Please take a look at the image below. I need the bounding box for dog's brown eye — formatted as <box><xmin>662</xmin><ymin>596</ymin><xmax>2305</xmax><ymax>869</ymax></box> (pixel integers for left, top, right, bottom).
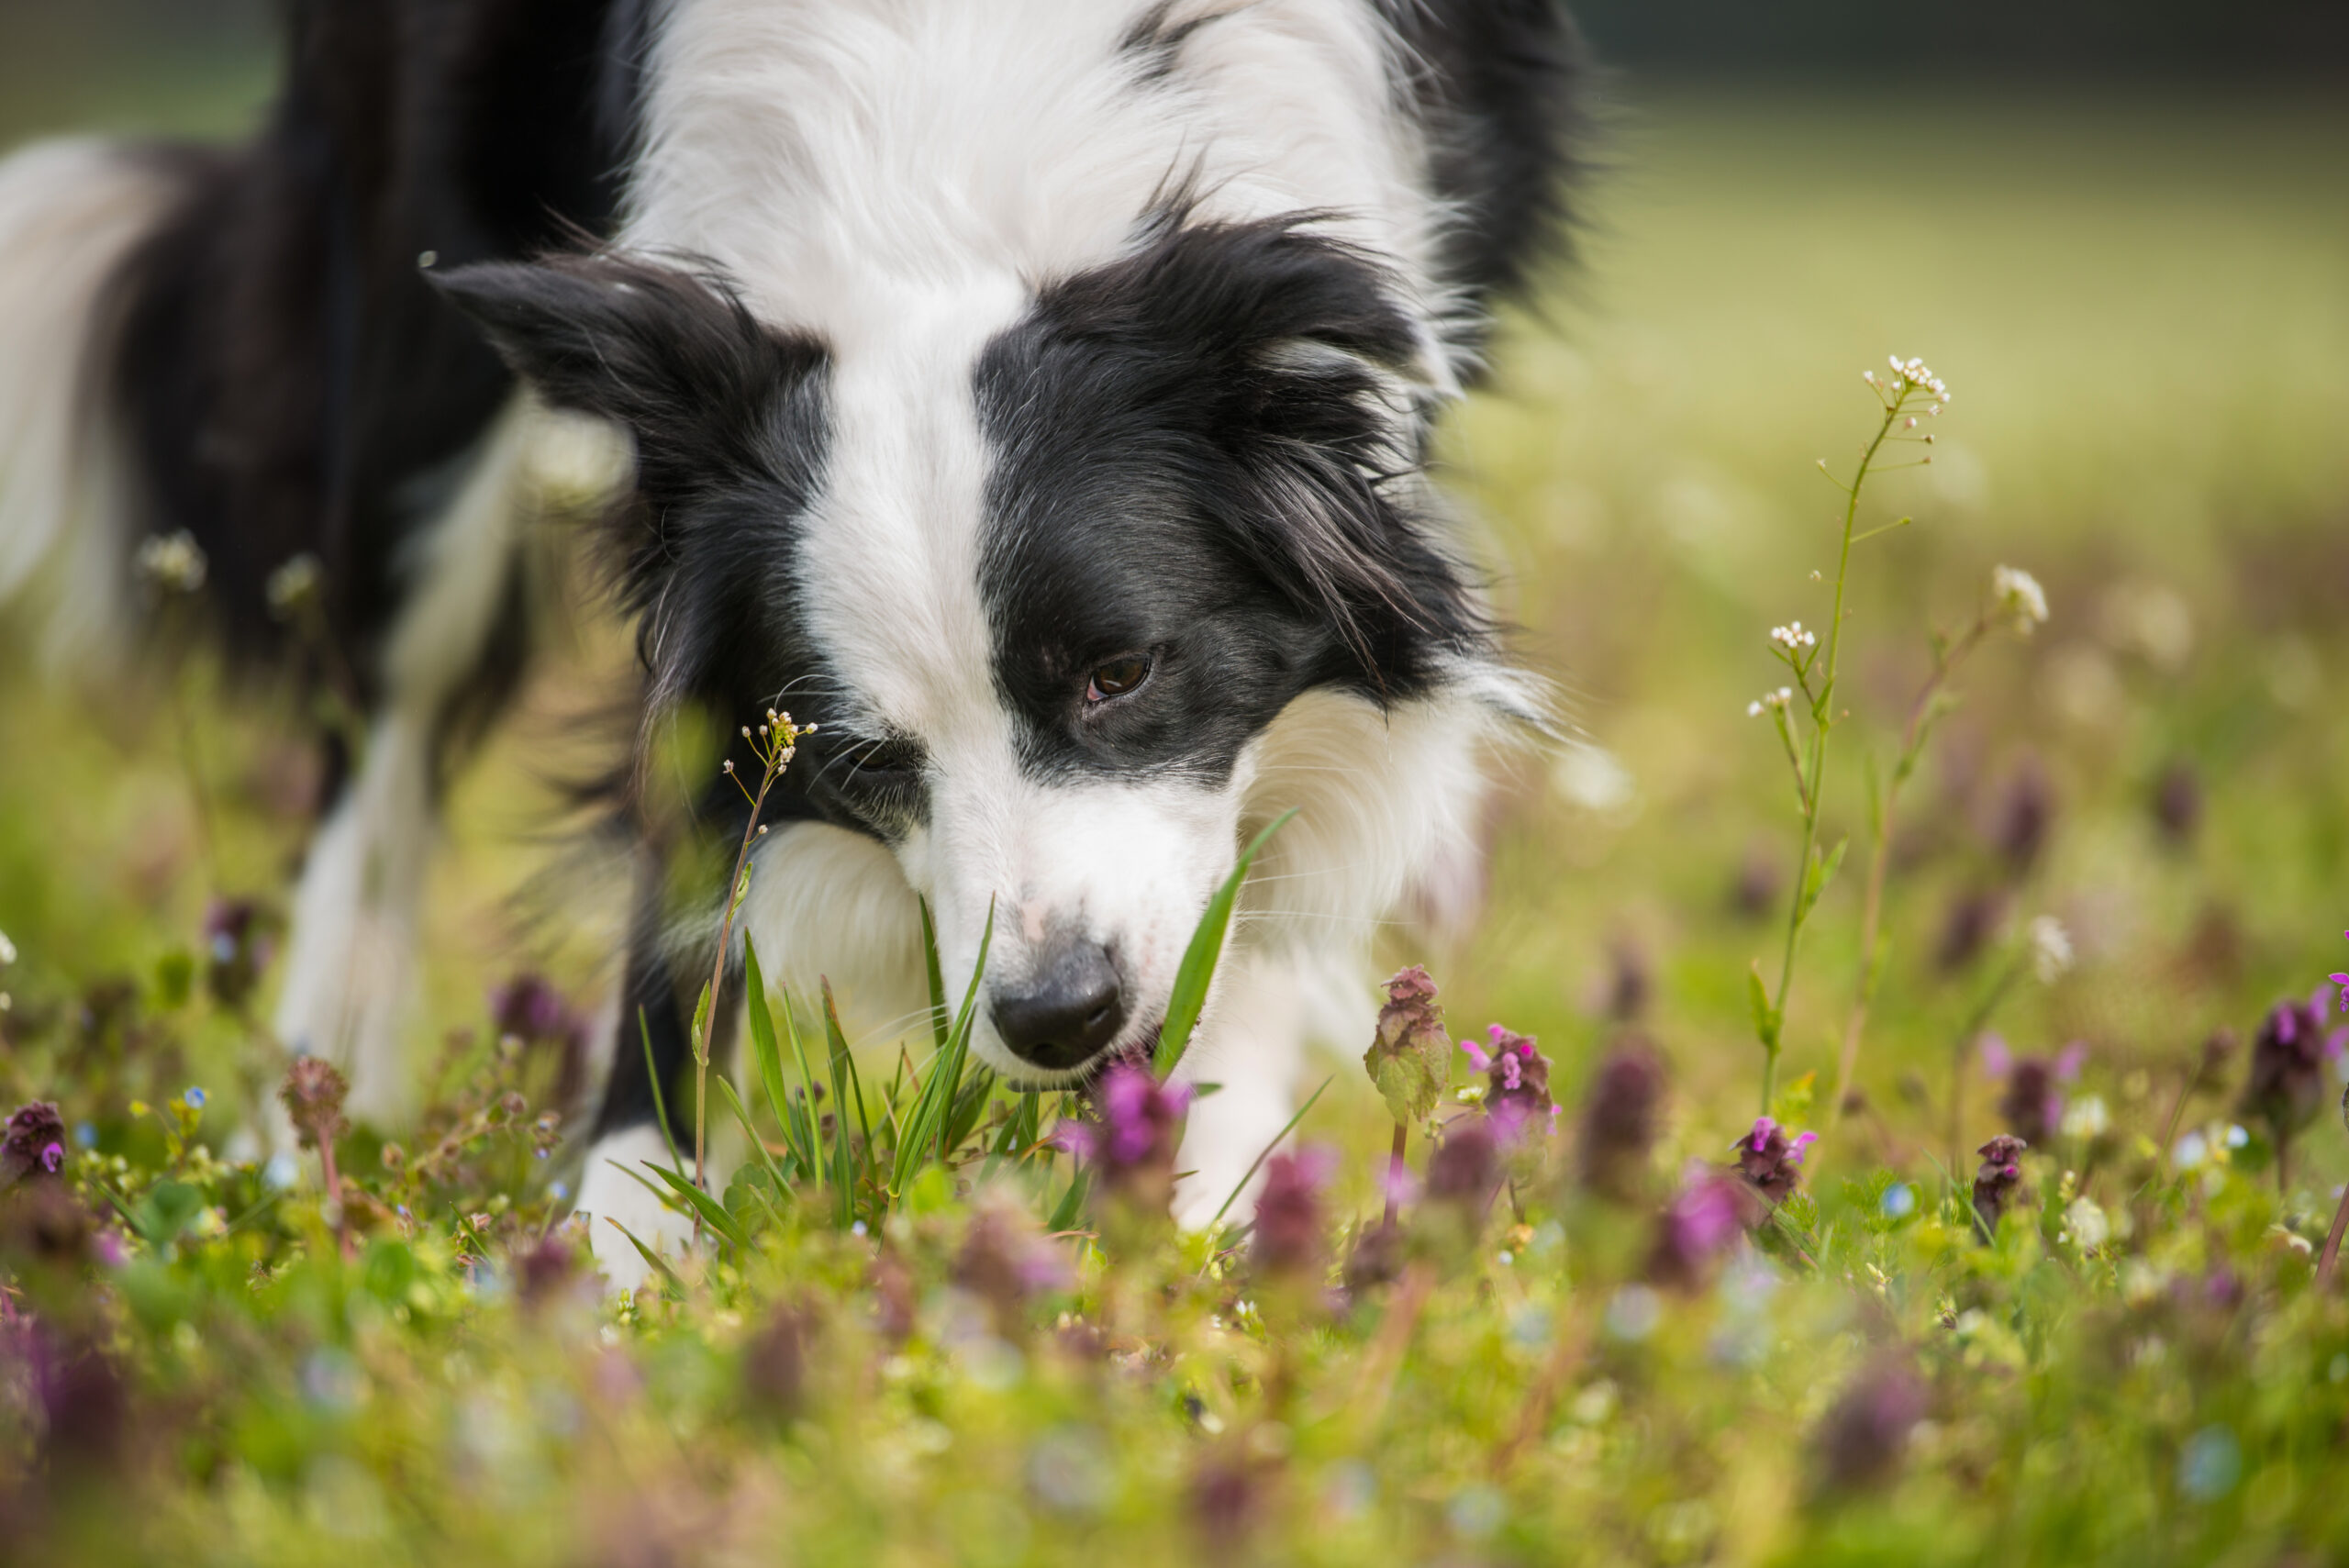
<box><xmin>1085</xmin><ymin>653</ymin><xmax>1152</xmax><ymax>703</ymax></box>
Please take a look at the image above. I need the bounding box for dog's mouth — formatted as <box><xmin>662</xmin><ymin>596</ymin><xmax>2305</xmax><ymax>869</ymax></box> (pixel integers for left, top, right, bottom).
<box><xmin>996</xmin><ymin>1013</ymin><xmax>1165</xmax><ymax>1094</ymax></box>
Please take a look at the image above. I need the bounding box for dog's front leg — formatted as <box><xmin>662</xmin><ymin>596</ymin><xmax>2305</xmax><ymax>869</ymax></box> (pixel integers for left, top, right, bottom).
<box><xmin>1169</xmin><ymin>944</ymin><xmax>1373</xmax><ymax>1230</ymax></box>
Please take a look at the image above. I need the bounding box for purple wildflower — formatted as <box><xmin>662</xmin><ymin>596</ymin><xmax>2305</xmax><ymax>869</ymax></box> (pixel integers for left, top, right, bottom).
<box><xmin>1250</xmin><ymin>1143</ymin><xmax>1336</xmax><ymax>1280</ymax></box>
<box><xmin>1052</xmin><ymin>1062</ymin><xmax>1195</xmax><ymax>1217</ymax></box>
<box><xmin>1364</xmin><ymin>965</ymin><xmax>1453</xmax><ymax>1127</ymax></box>
<box><xmin>2</xmin><ymin>1101</ymin><xmax>68</xmax><ymax>1185</ymax></box>
<box><xmin>741</xmin><ymin>1304</ymin><xmax>811</xmax><ymax>1418</ymax></box>
<box><xmin>1733</xmin><ymin>1117</ymin><xmax>1817</xmax><ymax>1206</ymax></box>
<box><xmin>2331</xmin><ymin>929</ymin><xmax>2349</xmax><ymax>1014</ymax></box>
<box><xmin>2153</xmin><ymin>762</ymin><xmax>2202</xmax><ymax>847</ymax></box>
<box><xmin>1815</xmin><ymin>1356</ymin><xmax>1931</xmax><ymax>1493</ymax></box>
<box><xmin>1990</xmin><ymin>753</ymin><xmax>2054</xmax><ymax>874</ymax></box>
<box><xmin>1647</xmin><ymin>1163</ymin><xmax>1751</xmax><ymax>1290</ymax></box>
<box><xmin>2239</xmin><ymin>989</ymin><xmax>2347</xmax><ymax>1145</ymax></box>
<box><xmin>1187</xmin><ymin>1451</ymin><xmax>1265</xmax><ymax>1549</ymax></box>
<box><xmin>515</xmin><ymin>1234</ymin><xmax>584</xmax><ymax>1311</ymax></box>
<box><xmin>1460</xmin><ymin>1025</ymin><xmax>1558</xmax><ymax>1144</ymax></box>
<box><xmin>1576</xmin><ymin>1039</ymin><xmax>1667</xmax><ymax>1202</ymax></box>
<box><xmin>490</xmin><ymin>973</ymin><xmax>590</xmax><ymax>1106</ymax></box>
<box><xmin>1936</xmin><ymin>887</ymin><xmax>2005</xmax><ymax>973</ymax></box>
<box><xmin>1979</xmin><ymin>1035</ymin><xmax>2087</xmax><ymax>1146</ymax></box>
<box><xmin>280</xmin><ymin>1055</ymin><xmax>350</xmax><ymax>1150</ymax></box>
<box><xmin>1971</xmin><ymin>1134</ymin><xmax>2030</xmax><ymax>1233</ymax></box>
<box><xmin>954</xmin><ymin>1199</ymin><xmax>1072</xmax><ymax>1332</ymax></box>
<box><xmin>1425</xmin><ymin>1117</ymin><xmax>1499</xmax><ymax>1207</ymax></box>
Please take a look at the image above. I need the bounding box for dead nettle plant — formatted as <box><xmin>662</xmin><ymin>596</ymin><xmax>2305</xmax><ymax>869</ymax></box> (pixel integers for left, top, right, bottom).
<box><xmin>1742</xmin><ymin>355</ymin><xmax>2053</xmax><ymax>1134</ymax></box>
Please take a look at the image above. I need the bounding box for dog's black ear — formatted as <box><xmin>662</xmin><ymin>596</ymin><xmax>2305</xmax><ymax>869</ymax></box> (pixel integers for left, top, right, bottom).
<box><xmin>429</xmin><ymin>253</ymin><xmax>821</xmax><ymax>503</ymax></box>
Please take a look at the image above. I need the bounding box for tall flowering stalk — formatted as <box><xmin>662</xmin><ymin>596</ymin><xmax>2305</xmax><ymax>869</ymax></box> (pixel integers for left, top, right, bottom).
<box><xmin>1747</xmin><ymin>357</ymin><xmax>1950</xmax><ymax>1115</ymax></box>
<box><xmin>695</xmin><ymin>709</ymin><xmax>811</xmax><ymax>1196</ymax></box>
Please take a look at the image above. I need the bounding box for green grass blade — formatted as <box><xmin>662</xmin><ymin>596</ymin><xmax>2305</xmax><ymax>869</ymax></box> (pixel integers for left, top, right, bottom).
<box><xmin>918</xmin><ymin>895</ymin><xmax>950</xmax><ymax>1052</ymax></box>
<box><xmin>1205</xmin><ymin>1074</ymin><xmax>1333</xmax><ymax>1233</ymax></box>
<box><xmin>640</xmin><ymin>1007</ymin><xmax>683</xmax><ymax>1173</ymax></box>
<box><xmin>1046</xmin><ymin>1166</ymin><xmax>1090</xmax><ymax>1233</ymax></box>
<box><xmin>742</xmin><ymin>940</ymin><xmax>811</xmax><ymax>1173</ymax></box>
<box><xmin>822</xmin><ymin>979</ymin><xmax>858</xmax><ymax>1227</ymax></box>
<box><xmin>893</xmin><ymin>898</ymin><xmax>997</xmax><ymax>1193</ymax></box>
<box><xmin>1153</xmin><ymin>807</ymin><xmax>1297</xmax><ymax>1077</ymax></box>
<box><xmin>714</xmin><ymin>1072</ymin><xmax>786</xmax><ymax>1192</ymax></box>
<box><xmin>601</xmin><ymin>1217</ymin><xmax>685</xmax><ymax>1299</ymax></box>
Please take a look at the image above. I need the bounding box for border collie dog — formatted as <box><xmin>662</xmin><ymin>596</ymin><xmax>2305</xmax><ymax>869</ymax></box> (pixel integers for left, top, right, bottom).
<box><xmin>0</xmin><ymin>0</ymin><xmax>1580</xmax><ymax>1288</ymax></box>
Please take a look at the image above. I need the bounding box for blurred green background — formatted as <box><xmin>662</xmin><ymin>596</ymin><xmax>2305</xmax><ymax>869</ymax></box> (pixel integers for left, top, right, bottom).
<box><xmin>1</xmin><ymin>3</ymin><xmax>2345</xmax><ymax>1192</ymax></box>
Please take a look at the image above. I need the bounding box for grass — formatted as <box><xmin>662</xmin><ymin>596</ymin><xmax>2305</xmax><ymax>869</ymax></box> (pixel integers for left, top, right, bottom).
<box><xmin>6</xmin><ymin>72</ymin><xmax>2349</xmax><ymax>1566</ymax></box>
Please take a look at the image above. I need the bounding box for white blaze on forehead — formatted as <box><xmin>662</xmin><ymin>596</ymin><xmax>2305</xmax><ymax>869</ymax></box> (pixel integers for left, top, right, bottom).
<box><xmin>622</xmin><ymin>0</ymin><xmax>1446</xmax><ymax>331</ymax></box>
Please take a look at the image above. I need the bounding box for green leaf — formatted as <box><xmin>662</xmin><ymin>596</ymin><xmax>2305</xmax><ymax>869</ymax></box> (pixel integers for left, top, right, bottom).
<box><xmin>689</xmin><ymin>980</ymin><xmax>713</xmax><ymax>1068</ymax></box>
<box><xmin>641</xmin><ymin>1161</ymin><xmax>751</xmax><ymax>1253</ymax></box>
<box><xmin>1047</xmin><ymin>1167</ymin><xmax>1090</xmax><ymax>1233</ymax></box>
<box><xmin>1800</xmin><ymin>836</ymin><xmax>1850</xmax><ymax>922</ymax></box>
<box><xmin>892</xmin><ymin>899</ymin><xmax>996</xmax><ymax>1195</ymax></box>
<box><xmin>1747</xmin><ymin>962</ymin><xmax>1780</xmax><ymax>1052</ymax></box>
<box><xmin>1155</xmin><ymin>807</ymin><xmax>1298</xmax><ymax>1077</ymax></box>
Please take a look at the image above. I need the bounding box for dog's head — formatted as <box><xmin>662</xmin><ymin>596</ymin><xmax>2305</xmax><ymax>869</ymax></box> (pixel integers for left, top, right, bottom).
<box><xmin>435</xmin><ymin>218</ymin><xmax>1492</xmax><ymax>1081</ymax></box>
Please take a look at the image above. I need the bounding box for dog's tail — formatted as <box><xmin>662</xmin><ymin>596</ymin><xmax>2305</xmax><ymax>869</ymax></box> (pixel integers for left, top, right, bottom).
<box><xmin>0</xmin><ymin>138</ymin><xmax>200</xmax><ymax>666</ymax></box>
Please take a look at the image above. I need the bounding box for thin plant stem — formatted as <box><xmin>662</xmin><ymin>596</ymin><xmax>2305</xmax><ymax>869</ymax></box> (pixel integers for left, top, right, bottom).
<box><xmin>1760</xmin><ymin>394</ymin><xmax>1909</xmax><ymax>1115</ymax></box>
<box><xmin>2318</xmin><ymin>1181</ymin><xmax>2349</xmax><ymax>1291</ymax></box>
<box><xmin>693</xmin><ymin>714</ymin><xmax>805</xmax><ymax>1197</ymax></box>
<box><xmin>1383</xmin><ymin>1121</ymin><xmax>1408</xmax><ymax>1232</ymax></box>
<box><xmin>1830</xmin><ymin>616</ymin><xmax>1991</xmax><ymax>1125</ymax></box>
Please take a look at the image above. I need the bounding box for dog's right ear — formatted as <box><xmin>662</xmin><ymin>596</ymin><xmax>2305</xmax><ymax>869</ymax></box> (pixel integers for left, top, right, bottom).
<box><xmin>429</xmin><ymin>253</ymin><xmax>823</xmax><ymax>503</ymax></box>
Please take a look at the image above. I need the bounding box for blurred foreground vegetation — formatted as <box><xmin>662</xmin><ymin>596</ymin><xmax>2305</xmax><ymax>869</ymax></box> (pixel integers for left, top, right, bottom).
<box><xmin>4</xmin><ymin>52</ymin><xmax>2349</xmax><ymax>1568</ymax></box>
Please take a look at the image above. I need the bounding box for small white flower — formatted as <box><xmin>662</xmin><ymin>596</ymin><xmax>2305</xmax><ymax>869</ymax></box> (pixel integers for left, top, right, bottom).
<box><xmin>1747</xmin><ymin>686</ymin><xmax>1795</xmax><ymax>717</ymax></box>
<box><xmin>0</xmin><ymin>929</ymin><xmax>15</xmax><ymax>966</ymax></box>
<box><xmin>2029</xmin><ymin>915</ymin><xmax>2074</xmax><ymax>984</ymax></box>
<box><xmin>134</xmin><ymin>530</ymin><xmax>208</xmax><ymax>594</ymax></box>
<box><xmin>2064</xmin><ymin>1195</ymin><xmax>2109</xmax><ymax>1250</ymax></box>
<box><xmin>2061</xmin><ymin>1095</ymin><xmax>2110</xmax><ymax>1140</ymax></box>
<box><xmin>1991</xmin><ymin>564</ymin><xmax>2050</xmax><ymax>633</ymax></box>
<box><xmin>264</xmin><ymin>553</ymin><xmax>322</xmax><ymax>617</ymax></box>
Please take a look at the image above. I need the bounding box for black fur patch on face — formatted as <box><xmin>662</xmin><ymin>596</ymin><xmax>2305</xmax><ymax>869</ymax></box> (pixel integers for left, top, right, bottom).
<box><xmin>974</xmin><ymin>215</ymin><xmax>1491</xmax><ymax>787</ymax></box>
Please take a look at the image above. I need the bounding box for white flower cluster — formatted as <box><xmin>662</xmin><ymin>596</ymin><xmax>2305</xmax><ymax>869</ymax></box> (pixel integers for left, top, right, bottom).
<box><xmin>266</xmin><ymin>553</ymin><xmax>323</xmax><ymax>618</ymax></box>
<box><xmin>1746</xmin><ymin>686</ymin><xmax>1795</xmax><ymax>717</ymax></box>
<box><xmin>134</xmin><ymin>529</ymin><xmax>208</xmax><ymax>594</ymax></box>
<box><xmin>2029</xmin><ymin>914</ymin><xmax>2074</xmax><ymax>984</ymax></box>
<box><xmin>1991</xmin><ymin>564</ymin><xmax>2050</xmax><ymax>633</ymax></box>
<box><xmin>1863</xmin><ymin>355</ymin><xmax>1952</xmax><ymax>413</ymax></box>
<box><xmin>1768</xmin><ymin>620</ymin><xmax>1817</xmax><ymax>651</ymax></box>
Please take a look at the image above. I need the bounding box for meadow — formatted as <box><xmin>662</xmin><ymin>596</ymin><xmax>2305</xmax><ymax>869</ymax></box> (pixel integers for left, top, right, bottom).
<box><xmin>5</xmin><ymin>55</ymin><xmax>2349</xmax><ymax>1566</ymax></box>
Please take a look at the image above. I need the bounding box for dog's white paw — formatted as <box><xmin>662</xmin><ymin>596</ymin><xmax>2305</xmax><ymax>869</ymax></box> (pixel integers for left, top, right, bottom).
<box><xmin>574</xmin><ymin>1125</ymin><xmax>698</xmax><ymax>1295</ymax></box>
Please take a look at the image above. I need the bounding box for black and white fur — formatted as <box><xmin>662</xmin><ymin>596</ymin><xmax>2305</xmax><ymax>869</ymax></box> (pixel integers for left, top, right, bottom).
<box><xmin>0</xmin><ymin>0</ymin><xmax>1583</xmax><ymax>1290</ymax></box>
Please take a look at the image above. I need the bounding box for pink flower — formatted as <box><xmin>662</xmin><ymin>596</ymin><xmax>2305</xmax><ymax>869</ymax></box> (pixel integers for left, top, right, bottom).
<box><xmin>1648</xmin><ymin>1163</ymin><xmax>1751</xmax><ymax>1290</ymax></box>
<box><xmin>1052</xmin><ymin>1063</ymin><xmax>1194</xmax><ymax>1204</ymax></box>
<box><xmin>1460</xmin><ymin>1025</ymin><xmax>1557</xmax><ymax>1145</ymax></box>
<box><xmin>1733</xmin><ymin>1117</ymin><xmax>1817</xmax><ymax>1205</ymax></box>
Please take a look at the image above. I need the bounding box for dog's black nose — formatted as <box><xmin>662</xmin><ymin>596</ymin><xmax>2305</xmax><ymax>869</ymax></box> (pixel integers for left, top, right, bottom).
<box><xmin>991</xmin><ymin>942</ymin><xmax>1125</xmax><ymax>1071</ymax></box>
